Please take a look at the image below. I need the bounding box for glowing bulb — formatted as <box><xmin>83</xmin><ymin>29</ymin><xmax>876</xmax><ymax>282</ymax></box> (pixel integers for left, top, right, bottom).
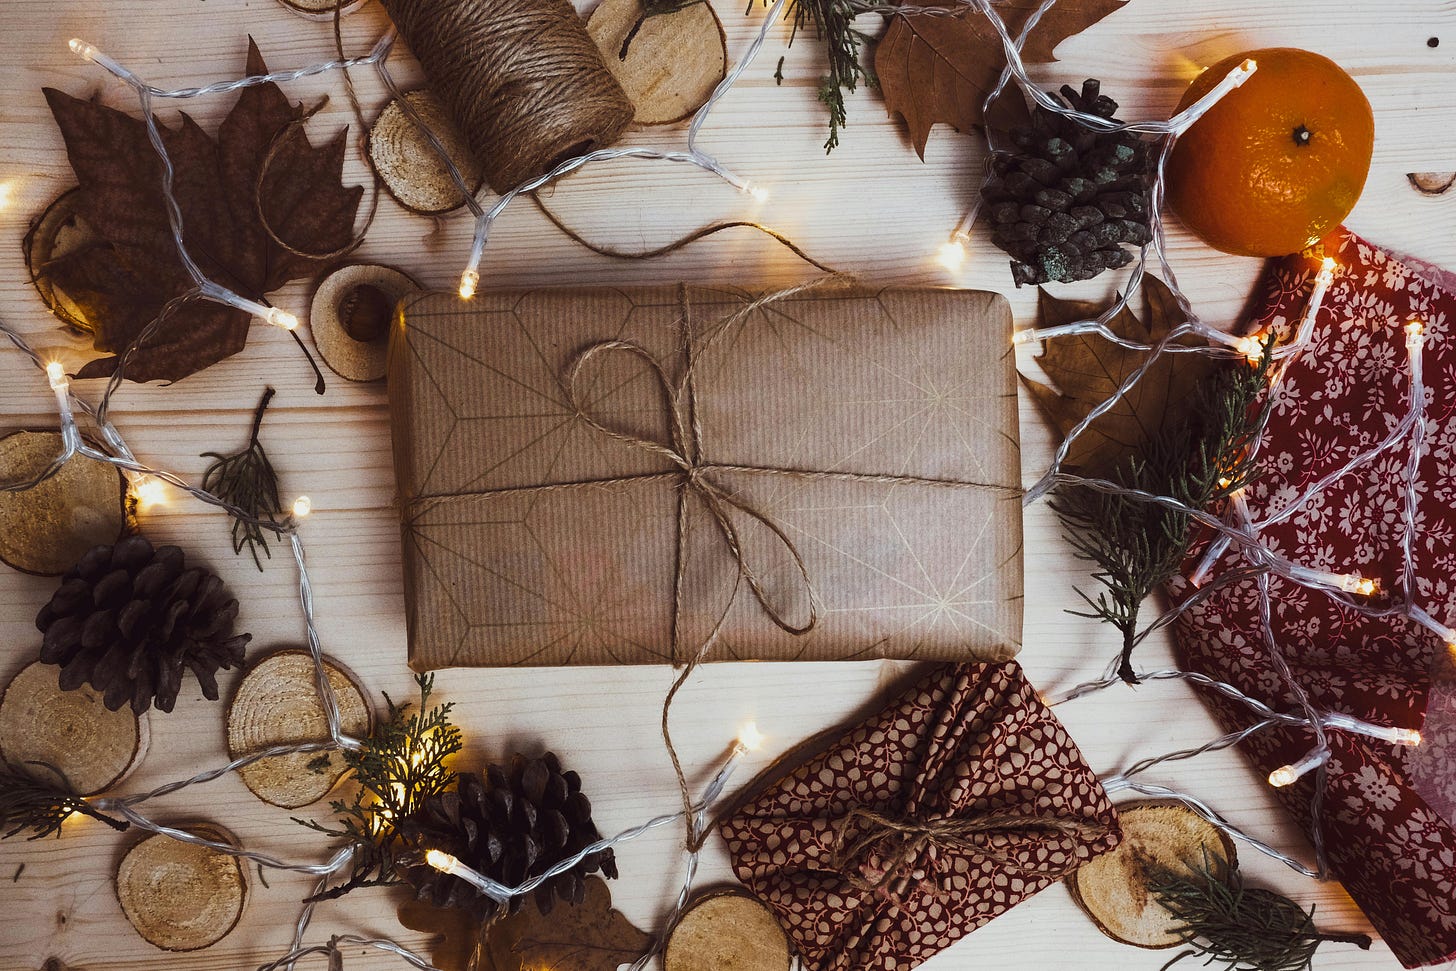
<box><xmin>1319</xmin><ymin>256</ymin><xmax>1336</xmax><ymax>274</ymax></box>
<box><xmin>426</xmin><ymin>849</ymin><xmax>459</xmax><ymax>873</ymax></box>
<box><xmin>68</xmin><ymin>38</ymin><xmax>99</xmax><ymax>61</ymax></box>
<box><xmin>1354</xmin><ymin>577</ymin><xmax>1377</xmax><ymax>597</ymax></box>
<box><xmin>1395</xmin><ymin>728</ymin><xmax>1422</xmax><ymax>746</ymax></box>
<box><xmin>737</xmin><ymin>721</ymin><xmax>765</xmax><ymax>752</ymax></box>
<box><xmin>743</xmin><ymin>182</ymin><xmax>769</xmax><ymax>203</ymax></box>
<box><xmin>1234</xmin><ymin>334</ymin><xmax>1264</xmax><ymax>363</ymax></box>
<box><xmin>132</xmin><ymin>476</ymin><xmax>169</xmax><ymax>510</ymax></box>
<box><xmin>46</xmin><ymin>361</ymin><xmax>68</xmax><ymax>390</ymax></box>
<box><xmin>1406</xmin><ymin>319</ymin><xmax>1425</xmax><ymax>348</ymax></box>
<box><xmin>1241</xmin><ymin>58</ymin><xmax>1258</xmax><ymax>74</ymax></box>
<box><xmin>292</xmin><ymin>495</ymin><xmax>313</xmax><ymax>518</ymax></box>
<box><xmin>1268</xmin><ymin>765</ymin><xmax>1297</xmax><ymax>788</ymax></box>
<box><xmin>936</xmin><ymin>240</ymin><xmax>967</xmax><ymax>273</ymax></box>
<box><xmin>0</xmin><ymin>181</ymin><xmax>13</xmax><ymax>210</ymax></box>
<box><xmin>458</xmin><ymin>269</ymin><xmax>479</xmax><ymax>300</ymax></box>
<box><xmin>1217</xmin><ymin>476</ymin><xmax>1233</xmax><ymax>489</ymax></box>
<box><xmin>266</xmin><ymin>307</ymin><xmax>299</xmax><ymax>331</ymax></box>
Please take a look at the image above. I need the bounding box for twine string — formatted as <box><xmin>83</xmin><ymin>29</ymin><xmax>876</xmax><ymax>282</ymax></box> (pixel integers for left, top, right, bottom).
<box><xmin>830</xmin><ymin>805</ymin><xmax>1108</xmax><ymax>894</ymax></box>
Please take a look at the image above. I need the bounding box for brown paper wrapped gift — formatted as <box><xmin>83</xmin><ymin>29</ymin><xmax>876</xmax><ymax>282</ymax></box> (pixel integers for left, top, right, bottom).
<box><xmin>388</xmin><ymin>283</ymin><xmax>1023</xmax><ymax>669</ymax></box>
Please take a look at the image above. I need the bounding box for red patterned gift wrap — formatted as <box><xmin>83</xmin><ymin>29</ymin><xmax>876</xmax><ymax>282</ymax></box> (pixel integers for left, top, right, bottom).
<box><xmin>1170</xmin><ymin>227</ymin><xmax>1456</xmax><ymax>967</ymax></box>
<box><xmin>719</xmin><ymin>661</ymin><xmax>1121</xmax><ymax>971</ymax></box>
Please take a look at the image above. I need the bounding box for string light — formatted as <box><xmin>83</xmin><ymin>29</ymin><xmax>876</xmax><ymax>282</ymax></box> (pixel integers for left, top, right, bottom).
<box><xmin>1406</xmin><ymin>319</ymin><xmax>1425</xmax><ymax>348</ymax></box>
<box><xmin>457</xmin><ymin>269</ymin><xmax>479</xmax><ymax>301</ymax></box>
<box><xmin>743</xmin><ymin>181</ymin><xmax>770</xmax><ymax>203</ymax></box>
<box><xmin>131</xmin><ymin>476</ymin><xmax>170</xmax><ymax>510</ymax></box>
<box><xmin>936</xmin><ymin>234</ymin><xmax>969</xmax><ymax>273</ymax></box>
<box><xmin>292</xmin><ymin>495</ymin><xmax>313</xmax><ymax>518</ymax></box>
<box><xmin>0</xmin><ymin>180</ymin><xmax>13</xmax><ymax>210</ymax></box>
<box><xmin>736</xmin><ymin>721</ymin><xmax>765</xmax><ymax>752</ymax></box>
<box><xmin>1268</xmin><ymin>748</ymin><xmax>1330</xmax><ymax>788</ymax></box>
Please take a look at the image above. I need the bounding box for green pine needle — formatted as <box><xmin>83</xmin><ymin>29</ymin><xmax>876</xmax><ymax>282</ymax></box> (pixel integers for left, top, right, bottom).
<box><xmin>1153</xmin><ymin>858</ymin><xmax>1372</xmax><ymax>971</ymax></box>
<box><xmin>1052</xmin><ymin>339</ymin><xmax>1274</xmax><ymax>683</ymax></box>
<box><xmin>296</xmin><ymin>673</ymin><xmax>462</xmax><ymax>901</ymax></box>
<box><xmin>201</xmin><ymin>387</ymin><xmax>283</xmax><ymax>571</ymax></box>
<box><xmin>0</xmin><ymin>761</ymin><xmax>128</xmax><ymax>840</ymax></box>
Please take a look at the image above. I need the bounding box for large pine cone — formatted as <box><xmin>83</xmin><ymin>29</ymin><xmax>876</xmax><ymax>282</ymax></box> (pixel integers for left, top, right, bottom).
<box><xmin>36</xmin><ymin>534</ymin><xmax>251</xmax><ymax>715</ymax></box>
<box><xmin>397</xmin><ymin>752</ymin><xmax>618</xmax><ymax>918</ymax></box>
<box><xmin>982</xmin><ymin>79</ymin><xmax>1153</xmax><ymax>287</ymax></box>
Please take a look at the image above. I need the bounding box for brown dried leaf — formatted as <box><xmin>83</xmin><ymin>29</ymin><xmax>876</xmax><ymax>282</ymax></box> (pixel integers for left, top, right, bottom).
<box><xmin>875</xmin><ymin>0</ymin><xmax>1129</xmax><ymax>158</ymax></box>
<box><xmin>1021</xmin><ymin>275</ymin><xmax>1215</xmax><ymax>476</ymax></box>
<box><xmin>38</xmin><ymin>39</ymin><xmax>362</xmax><ymax>383</ymax></box>
<box><xmin>482</xmin><ymin>877</ymin><xmax>651</xmax><ymax>971</ymax></box>
<box><xmin>397</xmin><ymin>898</ymin><xmax>486</xmax><ymax>971</ymax></box>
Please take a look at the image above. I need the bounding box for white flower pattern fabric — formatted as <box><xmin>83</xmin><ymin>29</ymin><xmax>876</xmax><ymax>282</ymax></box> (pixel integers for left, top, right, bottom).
<box><xmin>1169</xmin><ymin>228</ymin><xmax>1456</xmax><ymax>968</ymax></box>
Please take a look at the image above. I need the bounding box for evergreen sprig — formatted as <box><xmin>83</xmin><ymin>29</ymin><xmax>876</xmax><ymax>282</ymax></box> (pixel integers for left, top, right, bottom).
<box><xmin>201</xmin><ymin>387</ymin><xmax>283</xmax><ymax>571</ymax></box>
<box><xmin>0</xmin><ymin>760</ymin><xmax>128</xmax><ymax>840</ymax></box>
<box><xmin>1053</xmin><ymin>340</ymin><xmax>1274</xmax><ymax>683</ymax></box>
<box><xmin>297</xmin><ymin>673</ymin><xmax>462</xmax><ymax>901</ymax></box>
<box><xmin>781</xmin><ymin>0</ymin><xmax>885</xmax><ymax>152</ymax></box>
<box><xmin>1152</xmin><ymin>858</ymin><xmax>1372</xmax><ymax>971</ymax></box>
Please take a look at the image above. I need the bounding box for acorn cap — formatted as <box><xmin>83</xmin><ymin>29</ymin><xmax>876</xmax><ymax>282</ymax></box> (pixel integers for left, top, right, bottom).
<box><xmin>0</xmin><ymin>660</ymin><xmax>149</xmax><ymax>796</ymax></box>
<box><xmin>226</xmin><ymin>648</ymin><xmax>373</xmax><ymax>809</ymax></box>
<box><xmin>0</xmin><ymin>430</ymin><xmax>129</xmax><ymax>576</ymax></box>
<box><xmin>116</xmin><ymin>825</ymin><xmax>248</xmax><ymax>951</ymax></box>
<box><xmin>309</xmin><ymin>264</ymin><xmax>420</xmax><ymax>382</ymax></box>
<box><xmin>1066</xmin><ymin>800</ymin><xmax>1237</xmax><ymax>948</ymax></box>
<box><xmin>368</xmin><ymin>90</ymin><xmax>484</xmax><ymax>216</ymax></box>
<box><xmin>588</xmin><ymin>0</ymin><xmax>727</xmax><ymax>126</ymax></box>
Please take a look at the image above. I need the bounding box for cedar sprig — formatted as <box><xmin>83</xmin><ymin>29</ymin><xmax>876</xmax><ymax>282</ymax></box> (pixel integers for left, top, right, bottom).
<box><xmin>1</xmin><ymin>760</ymin><xmax>128</xmax><ymax>840</ymax></box>
<box><xmin>297</xmin><ymin>673</ymin><xmax>462</xmax><ymax>901</ymax></box>
<box><xmin>201</xmin><ymin>387</ymin><xmax>283</xmax><ymax>571</ymax></box>
<box><xmin>748</xmin><ymin>0</ymin><xmax>889</xmax><ymax>152</ymax></box>
<box><xmin>1053</xmin><ymin>338</ymin><xmax>1274</xmax><ymax>683</ymax></box>
<box><xmin>1152</xmin><ymin>856</ymin><xmax>1372</xmax><ymax>971</ymax></box>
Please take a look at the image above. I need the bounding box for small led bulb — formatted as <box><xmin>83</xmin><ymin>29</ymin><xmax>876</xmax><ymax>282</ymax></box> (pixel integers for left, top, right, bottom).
<box><xmin>936</xmin><ymin>240</ymin><xmax>968</xmax><ymax>273</ymax></box>
<box><xmin>458</xmin><ymin>269</ymin><xmax>479</xmax><ymax>301</ymax></box>
<box><xmin>1394</xmin><ymin>728</ymin><xmax>1423</xmax><ymax>746</ymax></box>
<box><xmin>1320</xmin><ymin>256</ymin><xmax>1337</xmax><ymax>274</ymax></box>
<box><xmin>292</xmin><ymin>495</ymin><xmax>313</xmax><ymax>518</ymax></box>
<box><xmin>265</xmin><ymin>308</ymin><xmax>299</xmax><ymax>331</ymax></box>
<box><xmin>743</xmin><ymin>182</ymin><xmax>769</xmax><ymax>203</ymax></box>
<box><xmin>1268</xmin><ymin>765</ymin><xmax>1298</xmax><ymax>788</ymax></box>
<box><xmin>1353</xmin><ymin>577</ymin><xmax>1377</xmax><ymax>597</ymax></box>
<box><xmin>1234</xmin><ymin>334</ymin><xmax>1264</xmax><ymax>362</ymax></box>
<box><xmin>425</xmin><ymin>849</ymin><xmax>459</xmax><ymax>873</ymax></box>
<box><xmin>0</xmin><ymin>181</ymin><xmax>13</xmax><ymax>211</ymax></box>
<box><xmin>132</xmin><ymin>476</ymin><xmax>169</xmax><ymax>510</ymax></box>
<box><xmin>1406</xmin><ymin>320</ymin><xmax>1425</xmax><ymax>348</ymax></box>
<box><xmin>46</xmin><ymin>361</ymin><xmax>68</xmax><ymax>390</ymax></box>
<box><xmin>737</xmin><ymin>721</ymin><xmax>765</xmax><ymax>752</ymax></box>
<box><xmin>68</xmin><ymin>38</ymin><xmax>100</xmax><ymax>61</ymax></box>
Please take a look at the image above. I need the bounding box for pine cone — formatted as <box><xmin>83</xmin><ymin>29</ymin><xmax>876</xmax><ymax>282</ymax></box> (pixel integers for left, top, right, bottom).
<box><xmin>981</xmin><ymin>79</ymin><xmax>1153</xmax><ymax>287</ymax></box>
<box><xmin>397</xmin><ymin>752</ymin><xmax>618</xmax><ymax>919</ymax></box>
<box><xmin>35</xmin><ymin>534</ymin><xmax>251</xmax><ymax>715</ymax></box>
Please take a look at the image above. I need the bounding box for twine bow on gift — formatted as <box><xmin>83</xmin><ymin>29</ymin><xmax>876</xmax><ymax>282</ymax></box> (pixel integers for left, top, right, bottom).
<box><xmin>830</xmin><ymin>805</ymin><xmax>1110</xmax><ymax>896</ymax></box>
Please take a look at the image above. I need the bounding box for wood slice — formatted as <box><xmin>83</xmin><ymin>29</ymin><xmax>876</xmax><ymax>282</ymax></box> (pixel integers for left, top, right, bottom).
<box><xmin>0</xmin><ymin>430</ymin><xmax>128</xmax><ymax>575</ymax></box>
<box><xmin>0</xmin><ymin>661</ymin><xmax>148</xmax><ymax>795</ymax></box>
<box><xmin>24</xmin><ymin>189</ymin><xmax>101</xmax><ymax>332</ymax></box>
<box><xmin>115</xmin><ymin>825</ymin><xmax>247</xmax><ymax>951</ymax></box>
<box><xmin>1066</xmin><ymin>800</ymin><xmax>1237</xmax><ymax>949</ymax></box>
<box><xmin>368</xmin><ymin>91</ymin><xmax>483</xmax><ymax>215</ymax></box>
<box><xmin>1408</xmin><ymin>172</ymin><xmax>1456</xmax><ymax>195</ymax></box>
<box><xmin>273</xmin><ymin>0</ymin><xmax>365</xmax><ymax>18</ymax></box>
<box><xmin>226</xmin><ymin>649</ymin><xmax>372</xmax><ymax>809</ymax></box>
<box><xmin>664</xmin><ymin>889</ymin><xmax>792</xmax><ymax>971</ymax></box>
<box><xmin>309</xmin><ymin>263</ymin><xmax>420</xmax><ymax>382</ymax></box>
<box><xmin>588</xmin><ymin>0</ymin><xmax>727</xmax><ymax>126</ymax></box>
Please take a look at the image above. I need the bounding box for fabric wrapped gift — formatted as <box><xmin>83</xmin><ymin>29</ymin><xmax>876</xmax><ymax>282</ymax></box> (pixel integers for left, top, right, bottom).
<box><xmin>719</xmin><ymin>661</ymin><xmax>1121</xmax><ymax>971</ymax></box>
<box><xmin>1170</xmin><ymin>227</ymin><xmax>1456</xmax><ymax>967</ymax></box>
<box><xmin>388</xmin><ymin>283</ymin><xmax>1023</xmax><ymax>669</ymax></box>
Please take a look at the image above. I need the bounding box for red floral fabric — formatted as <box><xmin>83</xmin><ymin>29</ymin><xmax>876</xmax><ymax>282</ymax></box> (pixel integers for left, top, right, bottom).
<box><xmin>1170</xmin><ymin>227</ymin><xmax>1456</xmax><ymax>968</ymax></box>
<box><xmin>719</xmin><ymin>661</ymin><xmax>1120</xmax><ymax>971</ymax></box>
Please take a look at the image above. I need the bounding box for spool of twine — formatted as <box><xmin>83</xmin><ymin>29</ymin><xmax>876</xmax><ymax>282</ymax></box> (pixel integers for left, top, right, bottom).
<box><xmin>377</xmin><ymin>0</ymin><xmax>636</xmax><ymax>193</ymax></box>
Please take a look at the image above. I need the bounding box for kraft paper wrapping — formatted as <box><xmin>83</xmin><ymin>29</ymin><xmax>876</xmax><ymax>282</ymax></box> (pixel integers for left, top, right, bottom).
<box><xmin>388</xmin><ymin>284</ymin><xmax>1023</xmax><ymax>669</ymax></box>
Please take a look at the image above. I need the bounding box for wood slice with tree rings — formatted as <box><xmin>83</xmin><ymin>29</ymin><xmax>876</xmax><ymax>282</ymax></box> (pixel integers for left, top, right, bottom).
<box><xmin>1408</xmin><ymin>172</ymin><xmax>1456</xmax><ymax>195</ymax></box>
<box><xmin>1066</xmin><ymin>800</ymin><xmax>1237</xmax><ymax>948</ymax></box>
<box><xmin>368</xmin><ymin>91</ymin><xmax>484</xmax><ymax>216</ymax></box>
<box><xmin>24</xmin><ymin>189</ymin><xmax>102</xmax><ymax>332</ymax></box>
<box><xmin>0</xmin><ymin>660</ymin><xmax>148</xmax><ymax>795</ymax></box>
<box><xmin>0</xmin><ymin>430</ymin><xmax>128</xmax><ymax>575</ymax></box>
<box><xmin>588</xmin><ymin>0</ymin><xmax>727</xmax><ymax>126</ymax></box>
<box><xmin>664</xmin><ymin>889</ymin><xmax>792</xmax><ymax>971</ymax></box>
<box><xmin>309</xmin><ymin>263</ymin><xmax>421</xmax><ymax>382</ymax></box>
<box><xmin>115</xmin><ymin>825</ymin><xmax>247</xmax><ymax>951</ymax></box>
<box><xmin>273</xmin><ymin>0</ymin><xmax>365</xmax><ymax>19</ymax></box>
<box><xmin>226</xmin><ymin>649</ymin><xmax>372</xmax><ymax>809</ymax></box>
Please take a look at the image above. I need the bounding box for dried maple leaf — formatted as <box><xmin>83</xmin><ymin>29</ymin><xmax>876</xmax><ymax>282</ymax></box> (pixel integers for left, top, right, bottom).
<box><xmin>1020</xmin><ymin>274</ymin><xmax>1215</xmax><ymax>477</ymax></box>
<box><xmin>481</xmin><ymin>877</ymin><xmax>651</xmax><ymax>971</ymax></box>
<box><xmin>38</xmin><ymin>38</ymin><xmax>362</xmax><ymax>383</ymax></box>
<box><xmin>875</xmin><ymin>0</ymin><xmax>1129</xmax><ymax>158</ymax></box>
<box><xmin>397</xmin><ymin>898</ymin><xmax>487</xmax><ymax>971</ymax></box>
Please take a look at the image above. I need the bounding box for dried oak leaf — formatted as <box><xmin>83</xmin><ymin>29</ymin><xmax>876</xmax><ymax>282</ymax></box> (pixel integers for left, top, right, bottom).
<box><xmin>481</xmin><ymin>876</ymin><xmax>651</xmax><ymax>971</ymax></box>
<box><xmin>876</xmin><ymin>0</ymin><xmax>1129</xmax><ymax>158</ymax></box>
<box><xmin>397</xmin><ymin>898</ymin><xmax>486</xmax><ymax>971</ymax></box>
<box><xmin>39</xmin><ymin>38</ymin><xmax>362</xmax><ymax>383</ymax></box>
<box><xmin>1020</xmin><ymin>274</ymin><xmax>1215</xmax><ymax>477</ymax></box>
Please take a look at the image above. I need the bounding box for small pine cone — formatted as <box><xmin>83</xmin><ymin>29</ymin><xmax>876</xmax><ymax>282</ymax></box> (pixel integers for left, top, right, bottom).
<box><xmin>982</xmin><ymin>79</ymin><xmax>1153</xmax><ymax>287</ymax></box>
<box><xmin>396</xmin><ymin>752</ymin><xmax>617</xmax><ymax>919</ymax></box>
<box><xmin>35</xmin><ymin>534</ymin><xmax>251</xmax><ymax>714</ymax></box>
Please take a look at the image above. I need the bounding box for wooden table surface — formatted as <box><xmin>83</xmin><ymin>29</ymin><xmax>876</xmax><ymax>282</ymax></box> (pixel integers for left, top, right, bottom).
<box><xmin>1</xmin><ymin>1</ymin><xmax>1454</xmax><ymax>968</ymax></box>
